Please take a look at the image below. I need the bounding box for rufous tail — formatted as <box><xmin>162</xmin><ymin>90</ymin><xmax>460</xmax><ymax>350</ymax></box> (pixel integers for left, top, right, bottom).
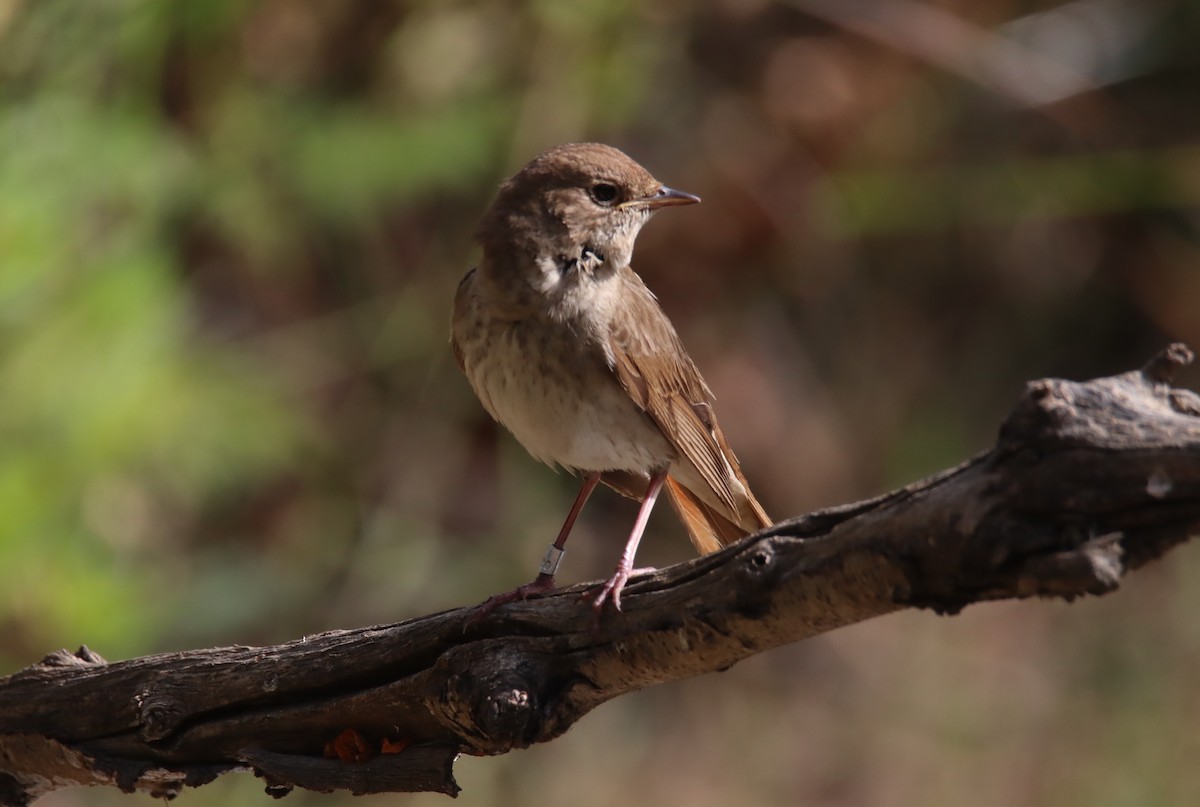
<box><xmin>664</xmin><ymin>476</ymin><xmax>771</xmax><ymax>555</ymax></box>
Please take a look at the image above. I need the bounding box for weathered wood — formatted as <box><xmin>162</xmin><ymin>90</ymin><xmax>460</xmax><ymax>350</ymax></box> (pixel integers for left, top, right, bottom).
<box><xmin>2</xmin><ymin>344</ymin><xmax>1199</xmax><ymax>804</ymax></box>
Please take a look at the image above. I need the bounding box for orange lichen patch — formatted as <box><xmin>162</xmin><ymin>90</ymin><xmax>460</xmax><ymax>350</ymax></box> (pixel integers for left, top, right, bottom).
<box><xmin>324</xmin><ymin>728</ymin><xmax>373</xmax><ymax>763</ymax></box>
<box><xmin>380</xmin><ymin>737</ymin><xmax>410</xmax><ymax>755</ymax></box>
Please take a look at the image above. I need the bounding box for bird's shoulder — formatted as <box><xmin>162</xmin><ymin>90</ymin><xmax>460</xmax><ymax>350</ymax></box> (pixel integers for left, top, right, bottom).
<box><xmin>606</xmin><ymin>267</ymin><xmax>714</xmax><ymax>407</ymax></box>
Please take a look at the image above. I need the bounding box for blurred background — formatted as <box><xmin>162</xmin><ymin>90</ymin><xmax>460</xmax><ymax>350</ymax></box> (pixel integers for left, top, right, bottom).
<box><xmin>2</xmin><ymin>0</ymin><xmax>1199</xmax><ymax>805</ymax></box>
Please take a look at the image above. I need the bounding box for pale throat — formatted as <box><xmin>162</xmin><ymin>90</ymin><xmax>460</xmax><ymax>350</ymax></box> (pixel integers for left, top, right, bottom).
<box><xmin>531</xmin><ymin>251</ymin><xmax>624</xmax><ymax>327</ymax></box>
<box><xmin>530</xmin><ymin>210</ymin><xmax>650</xmax><ymax>299</ymax></box>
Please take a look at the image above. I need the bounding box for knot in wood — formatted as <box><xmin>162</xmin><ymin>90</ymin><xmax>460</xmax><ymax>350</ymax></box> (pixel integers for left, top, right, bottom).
<box><xmin>480</xmin><ymin>686</ymin><xmax>533</xmax><ymax>741</ymax></box>
<box><xmin>738</xmin><ymin>543</ymin><xmax>777</xmax><ymax>582</ymax></box>
<box><xmin>136</xmin><ymin>690</ymin><xmax>183</xmax><ymax>742</ymax></box>
<box><xmin>430</xmin><ymin>642</ymin><xmax>554</xmax><ymax>753</ymax></box>
<box><xmin>460</xmin><ymin>660</ymin><xmax>544</xmax><ymax>749</ymax></box>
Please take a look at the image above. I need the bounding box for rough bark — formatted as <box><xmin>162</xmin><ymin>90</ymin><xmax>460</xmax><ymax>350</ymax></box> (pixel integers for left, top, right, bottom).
<box><xmin>2</xmin><ymin>345</ymin><xmax>1199</xmax><ymax>804</ymax></box>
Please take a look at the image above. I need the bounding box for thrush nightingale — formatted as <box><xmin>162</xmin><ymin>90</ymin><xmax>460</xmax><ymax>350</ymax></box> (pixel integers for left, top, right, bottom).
<box><xmin>452</xmin><ymin>142</ymin><xmax>770</xmax><ymax>614</ymax></box>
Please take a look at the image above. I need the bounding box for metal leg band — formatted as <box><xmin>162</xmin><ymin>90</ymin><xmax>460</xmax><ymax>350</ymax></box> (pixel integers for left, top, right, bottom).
<box><xmin>539</xmin><ymin>545</ymin><xmax>565</xmax><ymax>576</ymax></box>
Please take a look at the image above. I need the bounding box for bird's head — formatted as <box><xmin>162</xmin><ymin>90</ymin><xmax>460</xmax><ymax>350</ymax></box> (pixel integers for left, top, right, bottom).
<box><xmin>476</xmin><ymin>143</ymin><xmax>699</xmax><ymax>290</ymax></box>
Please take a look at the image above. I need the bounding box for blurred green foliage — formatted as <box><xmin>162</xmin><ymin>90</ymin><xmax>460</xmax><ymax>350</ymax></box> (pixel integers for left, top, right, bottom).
<box><xmin>1</xmin><ymin>0</ymin><xmax>1199</xmax><ymax>805</ymax></box>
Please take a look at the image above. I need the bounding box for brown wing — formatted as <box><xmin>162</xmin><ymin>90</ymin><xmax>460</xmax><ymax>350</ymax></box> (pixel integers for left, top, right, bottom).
<box><xmin>607</xmin><ymin>267</ymin><xmax>770</xmax><ymax>552</ymax></box>
<box><xmin>449</xmin><ymin>268</ymin><xmax>477</xmax><ymax>374</ymax></box>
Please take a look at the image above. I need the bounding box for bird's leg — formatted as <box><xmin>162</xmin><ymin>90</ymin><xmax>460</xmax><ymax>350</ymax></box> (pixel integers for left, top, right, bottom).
<box><xmin>591</xmin><ymin>470</ymin><xmax>668</xmax><ymax>614</ymax></box>
<box><xmin>527</xmin><ymin>470</ymin><xmax>602</xmax><ymax>590</ymax></box>
<box><xmin>469</xmin><ymin>472</ymin><xmax>601</xmax><ymax>621</ymax></box>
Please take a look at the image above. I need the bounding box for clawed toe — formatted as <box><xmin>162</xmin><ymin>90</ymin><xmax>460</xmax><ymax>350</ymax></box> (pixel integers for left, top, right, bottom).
<box><xmin>588</xmin><ymin>564</ymin><xmax>657</xmax><ymax>614</ymax></box>
<box><xmin>467</xmin><ymin>573</ymin><xmax>557</xmax><ymax>626</ymax></box>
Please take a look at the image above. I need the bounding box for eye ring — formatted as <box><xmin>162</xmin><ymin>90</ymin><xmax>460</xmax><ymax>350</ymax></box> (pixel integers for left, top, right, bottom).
<box><xmin>589</xmin><ymin>182</ymin><xmax>619</xmax><ymax>206</ymax></box>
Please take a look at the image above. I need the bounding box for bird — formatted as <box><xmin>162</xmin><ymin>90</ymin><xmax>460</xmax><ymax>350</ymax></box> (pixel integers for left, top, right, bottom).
<box><xmin>451</xmin><ymin>142</ymin><xmax>771</xmax><ymax>614</ymax></box>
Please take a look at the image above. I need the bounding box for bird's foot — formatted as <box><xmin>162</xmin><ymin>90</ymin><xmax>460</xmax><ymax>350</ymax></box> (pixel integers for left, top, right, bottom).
<box><xmin>467</xmin><ymin>573</ymin><xmax>557</xmax><ymax>626</ymax></box>
<box><xmin>588</xmin><ymin>565</ymin><xmax>656</xmax><ymax>614</ymax></box>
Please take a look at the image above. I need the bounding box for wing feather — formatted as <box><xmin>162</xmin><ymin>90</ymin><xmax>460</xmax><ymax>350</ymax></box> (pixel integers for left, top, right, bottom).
<box><xmin>606</xmin><ymin>267</ymin><xmax>770</xmax><ymax>547</ymax></box>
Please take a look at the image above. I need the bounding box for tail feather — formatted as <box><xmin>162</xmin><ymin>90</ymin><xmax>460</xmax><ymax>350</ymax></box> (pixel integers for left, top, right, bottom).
<box><xmin>601</xmin><ymin>470</ymin><xmax>771</xmax><ymax>556</ymax></box>
<box><xmin>665</xmin><ymin>476</ymin><xmax>768</xmax><ymax>555</ymax></box>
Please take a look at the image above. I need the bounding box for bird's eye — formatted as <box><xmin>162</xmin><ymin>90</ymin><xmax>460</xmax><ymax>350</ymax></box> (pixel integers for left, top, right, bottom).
<box><xmin>589</xmin><ymin>182</ymin><xmax>619</xmax><ymax>206</ymax></box>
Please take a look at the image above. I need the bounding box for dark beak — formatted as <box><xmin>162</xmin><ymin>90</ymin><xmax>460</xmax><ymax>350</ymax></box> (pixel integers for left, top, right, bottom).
<box><xmin>622</xmin><ymin>185</ymin><xmax>701</xmax><ymax>210</ymax></box>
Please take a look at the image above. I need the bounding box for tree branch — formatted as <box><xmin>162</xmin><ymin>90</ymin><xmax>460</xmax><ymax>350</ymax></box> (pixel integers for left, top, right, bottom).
<box><xmin>3</xmin><ymin>345</ymin><xmax>1199</xmax><ymax>805</ymax></box>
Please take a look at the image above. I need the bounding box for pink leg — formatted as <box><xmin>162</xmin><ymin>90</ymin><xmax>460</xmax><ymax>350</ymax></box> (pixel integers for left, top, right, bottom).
<box><xmin>592</xmin><ymin>470</ymin><xmax>668</xmax><ymax>614</ymax></box>
<box><xmin>469</xmin><ymin>472</ymin><xmax>602</xmax><ymax>622</ymax></box>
